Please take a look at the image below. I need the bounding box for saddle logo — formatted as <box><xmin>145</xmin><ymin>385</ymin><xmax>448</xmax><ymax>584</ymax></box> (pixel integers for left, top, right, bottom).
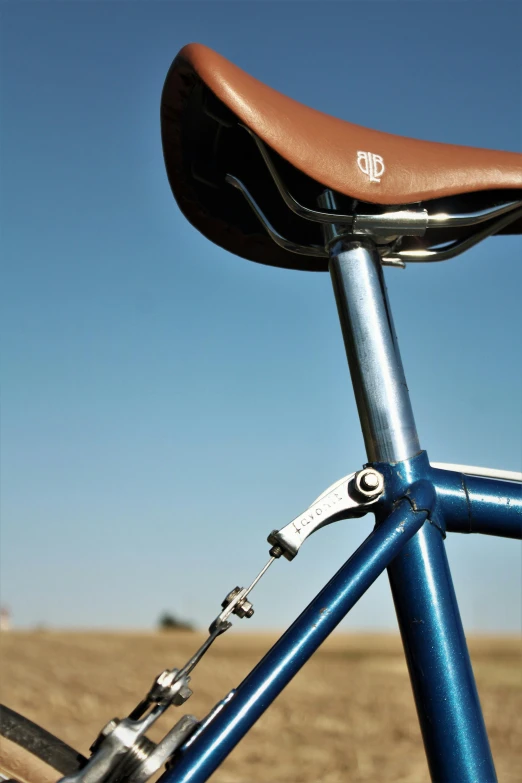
<box><xmin>357</xmin><ymin>151</ymin><xmax>385</xmax><ymax>183</ymax></box>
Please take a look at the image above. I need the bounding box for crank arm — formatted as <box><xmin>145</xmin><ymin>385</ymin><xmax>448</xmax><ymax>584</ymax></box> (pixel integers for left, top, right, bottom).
<box><xmin>267</xmin><ymin>469</ymin><xmax>384</xmax><ymax>561</ymax></box>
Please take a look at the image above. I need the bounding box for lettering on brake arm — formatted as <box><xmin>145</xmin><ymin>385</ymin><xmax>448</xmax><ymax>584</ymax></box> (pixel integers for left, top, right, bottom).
<box><xmin>357</xmin><ymin>151</ymin><xmax>385</xmax><ymax>183</ymax></box>
<box><xmin>292</xmin><ymin>491</ymin><xmax>344</xmax><ymax>535</ymax></box>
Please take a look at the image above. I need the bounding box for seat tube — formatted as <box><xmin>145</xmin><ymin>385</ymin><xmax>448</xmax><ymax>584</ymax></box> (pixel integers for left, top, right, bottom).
<box><xmin>324</xmin><ymin>210</ymin><xmax>496</xmax><ymax>780</ymax></box>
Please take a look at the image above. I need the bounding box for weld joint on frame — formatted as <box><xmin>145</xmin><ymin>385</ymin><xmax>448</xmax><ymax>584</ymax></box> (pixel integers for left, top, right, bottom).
<box><xmin>397</xmin><ymin>480</ymin><xmax>444</xmax><ymax>537</ymax></box>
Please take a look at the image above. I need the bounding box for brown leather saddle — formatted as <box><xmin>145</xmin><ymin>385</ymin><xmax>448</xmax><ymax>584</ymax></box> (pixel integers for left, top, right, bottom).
<box><xmin>161</xmin><ymin>43</ymin><xmax>522</xmax><ymax>271</ymax></box>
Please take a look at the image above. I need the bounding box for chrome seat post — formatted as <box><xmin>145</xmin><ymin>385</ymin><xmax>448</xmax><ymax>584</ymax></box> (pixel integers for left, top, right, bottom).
<box><xmin>325</xmin><ymin>232</ymin><xmax>421</xmax><ymax>463</ymax></box>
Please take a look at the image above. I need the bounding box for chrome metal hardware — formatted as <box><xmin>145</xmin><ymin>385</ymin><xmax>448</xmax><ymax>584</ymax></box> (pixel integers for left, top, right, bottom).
<box><xmin>383</xmin><ymin>202</ymin><xmax>522</xmax><ymax>263</ymax></box>
<box><xmin>147</xmin><ymin>669</ymin><xmax>193</xmax><ymax>706</ymax></box>
<box><xmin>221</xmin><ymin>587</ymin><xmax>254</xmax><ymax>619</ymax></box>
<box><xmin>228</xmin><ymin>126</ymin><xmax>522</xmax><ymax>265</ymax></box>
<box><xmin>427</xmin><ymin>200</ymin><xmax>522</xmax><ymax>228</ymax></box>
<box><xmin>226</xmin><ymin>174</ymin><xmax>328</xmax><ymax>258</ymax></box>
<box><xmin>226</xmin><ymin>175</ymin><xmax>404</xmax><ymax>267</ymax></box>
<box><xmin>128</xmin><ymin>716</ymin><xmax>199</xmax><ymax>783</ymax></box>
<box><xmin>59</xmin><ymin>675</ymin><xmax>196</xmax><ymax>783</ymax></box>
<box><xmin>353</xmin><ymin>210</ymin><xmax>428</xmax><ymax>237</ymax></box>
<box><xmin>267</xmin><ymin>470</ymin><xmax>384</xmax><ymax>561</ymax></box>
<box><xmin>354</xmin><ymin>468</ymin><xmax>386</xmax><ymax>499</ymax></box>
<box><xmin>208</xmin><ymin>556</ymin><xmax>276</xmax><ymax>633</ymax></box>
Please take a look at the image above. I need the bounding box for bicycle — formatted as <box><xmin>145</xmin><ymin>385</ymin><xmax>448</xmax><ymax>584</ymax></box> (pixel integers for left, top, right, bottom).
<box><xmin>1</xmin><ymin>42</ymin><xmax>521</xmax><ymax>783</ymax></box>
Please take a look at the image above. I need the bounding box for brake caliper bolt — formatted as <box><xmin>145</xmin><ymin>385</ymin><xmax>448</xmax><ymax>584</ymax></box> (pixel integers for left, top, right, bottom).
<box><xmin>172</xmin><ymin>684</ymin><xmax>193</xmax><ymax>706</ymax></box>
<box><xmin>361</xmin><ymin>472</ymin><xmax>379</xmax><ymax>490</ymax></box>
<box><xmin>354</xmin><ymin>468</ymin><xmax>384</xmax><ymax>499</ymax></box>
<box><xmin>89</xmin><ymin>718</ymin><xmax>120</xmax><ymax>753</ymax></box>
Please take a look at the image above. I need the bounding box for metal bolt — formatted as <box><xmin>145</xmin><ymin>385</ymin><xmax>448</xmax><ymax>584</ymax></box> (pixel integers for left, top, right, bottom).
<box><xmin>100</xmin><ymin>718</ymin><xmax>119</xmax><ymax>737</ymax></box>
<box><xmin>234</xmin><ymin>599</ymin><xmax>254</xmax><ymax>619</ymax></box>
<box><xmin>354</xmin><ymin>468</ymin><xmax>384</xmax><ymax>499</ymax></box>
<box><xmin>267</xmin><ymin>531</ymin><xmax>284</xmax><ymax>559</ymax></box>
<box><xmin>149</xmin><ymin>669</ymin><xmax>177</xmax><ymax>701</ymax></box>
<box><xmin>360</xmin><ymin>471</ymin><xmax>380</xmax><ymax>490</ymax></box>
<box><xmin>221</xmin><ymin>586</ymin><xmax>254</xmax><ymax>620</ymax></box>
<box><xmin>89</xmin><ymin>718</ymin><xmax>120</xmax><ymax>753</ymax></box>
<box><xmin>172</xmin><ymin>684</ymin><xmax>193</xmax><ymax>706</ymax></box>
<box><xmin>157</xmin><ymin>669</ymin><xmax>177</xmax><ymax>688</ymax></box>
<box><xmin>148</xmin><ymin>668</ymin><xmax>193</xmax><ymax>706</ymax></box>
<box><xmin>221</xmin><ymin>587</ymin><xmax>242</xmax><ymax>609</ymax></box>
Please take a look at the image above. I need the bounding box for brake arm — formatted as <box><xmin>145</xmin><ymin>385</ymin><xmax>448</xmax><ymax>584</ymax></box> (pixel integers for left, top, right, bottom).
<box><xmin>267</xmin><ymin>468</ymin><xmax>384</xmax><ymax>561</ymax></box>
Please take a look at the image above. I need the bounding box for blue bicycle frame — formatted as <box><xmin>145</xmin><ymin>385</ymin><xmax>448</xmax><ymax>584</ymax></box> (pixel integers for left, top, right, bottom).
<box><xmin>160</xmin><ymin>238</ymin><xmax>521</xmax><ymax>783</ymax></box>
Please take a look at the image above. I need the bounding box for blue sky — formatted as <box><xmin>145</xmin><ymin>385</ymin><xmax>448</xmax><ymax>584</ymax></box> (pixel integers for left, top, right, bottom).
<box><xmin>1</xmin><ymin>1</ymin><xmax>521</xmax><ymax>633</ymax></box>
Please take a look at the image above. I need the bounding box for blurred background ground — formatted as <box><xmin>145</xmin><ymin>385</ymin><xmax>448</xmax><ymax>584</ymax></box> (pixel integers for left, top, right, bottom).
<box><xmin>1</xmin><ymin>631</ymin><xmax>520</xmax><ymax>782</ymax></box>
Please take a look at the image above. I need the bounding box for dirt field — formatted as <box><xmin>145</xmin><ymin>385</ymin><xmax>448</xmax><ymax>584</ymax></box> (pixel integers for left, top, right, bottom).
<box><xmin>1</xmin><ymin>631</ymin><xmax>520</xmax><ymax>782</ymax></box>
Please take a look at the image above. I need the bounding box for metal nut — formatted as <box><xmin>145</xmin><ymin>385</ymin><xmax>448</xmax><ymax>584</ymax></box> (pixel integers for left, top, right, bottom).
<box><xmin>89</xmin><ymin>718</ymin><xmax>120</xmax><ymax>753</ymax></box>
<box><xmin>221</xmin><ymin>587</ymin><xmax>254</xmax><ymax>619</ymax></box>
<box><xmin>234</xmin><ymin>599</ymin><xmax>254</xmax><ymax>619</ymax></box>
<box><xmin>156</xmin><ymin>669</ymin><xmax>177</xmax><ymax>688</ymax></box>
<box><xmin>354</xmin><ymin>468</ymin><xmax>384</xmax><ymax>499</ymax></box>
<box><xmin>99</xmin><ymin>718</ymin><xmax>120</xmax><ymax>738</ymax></box>
<box><xmin>172</xmin><ymin>684</ymin><xmax>193</xmax><ymax>706</ymax></box>
<box><xmin>221</xmin><ymin>587</ymin><xmax>241</xmax><ymax>609</ymax></box>
<box><xmin>148</xmin><ymin>668</ymin><xmax>193</xmax><ymax>706</ymax></box>
<box><xmin>267</xmin><ymin>531</ymin><xmax>284</xmax><ymax>559</ymax></box>
<box><xmin>360</xmin><ymin>472</ymin><xmax>379</xmax><ymax>490</ymax></box>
